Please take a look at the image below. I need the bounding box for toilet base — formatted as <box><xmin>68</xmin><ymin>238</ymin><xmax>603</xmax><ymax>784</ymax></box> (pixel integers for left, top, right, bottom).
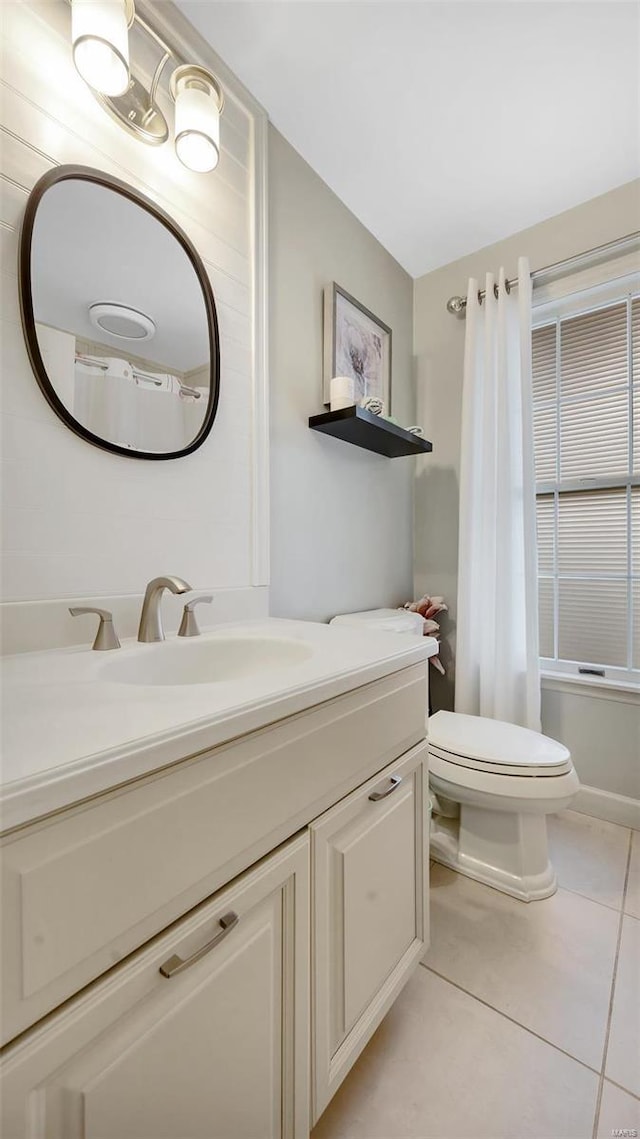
<box><xmin>430</xmin><ymin>806</ymin><xmax>558</xmax><ymax>902</ymax></box>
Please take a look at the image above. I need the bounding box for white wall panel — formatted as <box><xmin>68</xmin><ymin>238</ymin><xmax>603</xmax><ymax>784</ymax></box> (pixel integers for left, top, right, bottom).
<box><xmin>0</xmin><ymin>0</ymin><xmax>268</xmax><ymax>610</ymax></box>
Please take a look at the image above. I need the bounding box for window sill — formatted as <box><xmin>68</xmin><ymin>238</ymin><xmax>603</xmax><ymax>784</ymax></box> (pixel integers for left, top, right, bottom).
<box><xmin>541</xmin><ymin>670</ymin><xmax>640</xmax><ymax>704</ymax></box>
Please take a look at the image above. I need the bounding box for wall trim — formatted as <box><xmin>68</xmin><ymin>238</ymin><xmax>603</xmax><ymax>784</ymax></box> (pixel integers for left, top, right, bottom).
<box><xmin>250</xmin><ymin>108</ymin><xmax>271</xmax><ymax>586</ymax></box>
<box><xmin>541</xmin><ymin>674</ymin><xmax>640</xmax><ymax>706</ymax></box>
<box><xmin>572</xmin><ymin>785</ymin><xmax>640</xmax><ymax>831</ymax></box>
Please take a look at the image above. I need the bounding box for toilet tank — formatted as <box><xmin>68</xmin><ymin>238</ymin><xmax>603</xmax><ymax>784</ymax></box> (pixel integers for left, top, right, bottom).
<box><xmin>330</xmin><ymin>609</ymin><xmax>429</xmax><ymax>709</ymax></box>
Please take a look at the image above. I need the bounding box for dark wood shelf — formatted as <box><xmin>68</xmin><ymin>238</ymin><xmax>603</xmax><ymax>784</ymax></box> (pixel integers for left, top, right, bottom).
<box><xmin>309</xmin><ymin>405</ymin><xmax>433</xmax><ymax>458</ymax></box>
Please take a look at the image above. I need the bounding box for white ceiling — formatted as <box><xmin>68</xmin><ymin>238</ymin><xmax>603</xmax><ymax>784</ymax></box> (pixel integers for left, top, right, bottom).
<box><xmin>32</xmin><ymin>179</ymin><xmax>210</xmax><ymax>372</ymax></box>
<box><xmin>178</xmin><ymin>0</ymin><xmax>640</xmax><ymax>278</ymax></box>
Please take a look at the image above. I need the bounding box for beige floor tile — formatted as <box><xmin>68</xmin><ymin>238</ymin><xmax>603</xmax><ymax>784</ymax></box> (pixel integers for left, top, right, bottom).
<box><xmin>547</xmin><ymin>810</ymin><xmax>631</xmax><ymax>911</ymax></box>
<box><xmin>624</xmin><ymin>832</ymin><xmax>640</xmax><ymax>920</ymax></box>
<box><xmin>423</xmin><ymin>863</ymin><xmax>620</xmax><ymax>1070</ymax></box>
<box><xmin>596</xmin><ymin>1081</ymin><xmax>640</xmax><ymax>1139</ymax></box>
<box><xmin>312</xmin><ymin>968</ymin><xmax>598</xmax><ymax>1139</ymax></box>
<box><xmin>605</xmin><ymin>915</ymin><xmax>640</xmax><ymax>1097</ymax></box>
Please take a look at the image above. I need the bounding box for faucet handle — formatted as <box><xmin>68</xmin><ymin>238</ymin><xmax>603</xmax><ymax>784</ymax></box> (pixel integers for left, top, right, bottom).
<box><xmin>178</xmin><ymin>595</ymin><xmax>214</xmax><ymax>638</ymax></box>
<box><xmin>69</xmin><ymin>607</ymin><xmax>121</xmax><ymax>651</ymax></box>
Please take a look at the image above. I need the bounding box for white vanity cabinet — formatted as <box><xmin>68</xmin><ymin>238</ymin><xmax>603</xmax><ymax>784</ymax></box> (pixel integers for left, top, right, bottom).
<box><xmin>311</xmin><ymin>743</ymin><xmax>429</xmax><ymax>1121</ymax></box>
<box><xmin>0</xmin><ymin>834</ymin><xmax>310</xmax><ymax>1139</ymax></box>
<box><xmin>1</xmin><ymin>657</ymin><xmax>431</xmax><ymax>1138</ymax></box>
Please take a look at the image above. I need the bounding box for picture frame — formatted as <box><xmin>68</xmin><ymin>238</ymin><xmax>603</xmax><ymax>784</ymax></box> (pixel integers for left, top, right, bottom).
<box><xmin>323</xmin><ymin>282</ymin><xmax>392</xmax><ymax>410</ymax></box>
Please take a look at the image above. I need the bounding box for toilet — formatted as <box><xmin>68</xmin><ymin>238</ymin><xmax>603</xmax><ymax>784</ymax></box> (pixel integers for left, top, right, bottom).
<box><xmin>428</xmin><ymin>710</ymin><xmax>579</xmax><ymax>901</ymax></box>
<box><xmin>330</xmin><ymin>609</ymin><xmax>580</xmax><ymax>902</ymax></box>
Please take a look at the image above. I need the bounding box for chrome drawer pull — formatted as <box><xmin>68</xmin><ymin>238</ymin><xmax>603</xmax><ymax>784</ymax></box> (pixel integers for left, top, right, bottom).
<box><xmin>368</xmin><ymin>774</ymin><xmax>402</xmax><ymax>801</ymax></box>
<box><xmin>159</xmin><ymin>911</ymin><xmax>239</xmax><ymax>979</ymax></box>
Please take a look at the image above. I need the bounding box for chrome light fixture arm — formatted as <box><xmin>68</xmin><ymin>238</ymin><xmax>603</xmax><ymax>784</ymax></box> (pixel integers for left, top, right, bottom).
<box><xmin>149</xmin><ymin>51</ymin><xmax>172</xmax><ymax>108</ymax></box>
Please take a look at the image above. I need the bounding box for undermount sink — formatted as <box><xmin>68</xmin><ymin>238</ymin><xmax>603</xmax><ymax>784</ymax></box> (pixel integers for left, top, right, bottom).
<box><xmin>101</xmin><ymin>636</ymin><xmax>314</xmax><ymax>687</ymax></box>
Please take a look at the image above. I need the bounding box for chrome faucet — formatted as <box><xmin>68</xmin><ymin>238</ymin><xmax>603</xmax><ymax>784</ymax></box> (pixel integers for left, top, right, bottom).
<box><xmin>138</xmin><ymin>576</ymin><xmax>192</xmax><ymax>643</ymax></box>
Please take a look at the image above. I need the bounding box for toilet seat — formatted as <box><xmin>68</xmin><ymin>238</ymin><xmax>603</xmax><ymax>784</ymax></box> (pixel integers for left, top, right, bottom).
<box><xmin>428</xmin><ymin>710</ymin><xmax>572</xmax><ymax>778</ymax></box>
<box><xmin>428</xmin><ymin>743</ymin><xmax>572</xmax><ymax>778</ymax></box>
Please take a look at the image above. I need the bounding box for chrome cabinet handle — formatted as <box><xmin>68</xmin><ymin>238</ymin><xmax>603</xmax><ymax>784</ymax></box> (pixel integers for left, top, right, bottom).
<box><xmin>368</xmin><ymin>774</ymin><xmax>402</xmax><ymax>801</ymax></box>
<box><xmin>159</xmin><ymin>911</ymin><xmax>238</xmax><ymax>979</ymax></box>
<box><xmin>178</xmin><ymin>594</ymin><xmax>214</xmax><ymax>638</ymax></box>
<box><xmin>69</xmin><ymin>607</ymin><xmax>120</xmax><ymax>651</ymax></box>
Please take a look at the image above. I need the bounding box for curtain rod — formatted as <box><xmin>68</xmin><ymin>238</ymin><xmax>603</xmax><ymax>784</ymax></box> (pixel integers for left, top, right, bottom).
<box><xmin>445</xmin><ymin>231</ymin><xmax>640</xmax><ymax>315</ymax></box>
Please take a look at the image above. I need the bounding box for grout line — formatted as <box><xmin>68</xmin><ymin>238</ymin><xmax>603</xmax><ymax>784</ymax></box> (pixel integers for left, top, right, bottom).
<box><xmin>555</xmin><ymin>880</ymin><xmax>628</xmax><ymax>916</ymax></box>
<box><xmin>591</xmin><ymin>829</ymin><xmax>634</xmax><ymax>1139</ymax></box>
<box><xmin>603</xmin><ymin>1077</ymin><xmax>640</xmax><ymax>1104</ymax></box>
<box><xmin>418</xmin><ymin>961</ymin><xmax>601</xmax><ymax>1078</ymax></box>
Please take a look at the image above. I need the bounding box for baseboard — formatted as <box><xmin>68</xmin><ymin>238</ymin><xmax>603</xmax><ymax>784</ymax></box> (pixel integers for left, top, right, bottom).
<box><xmin>572</xmin><ymin>785</ymin><xmax>640</xmax><ymax>831</ymax></box>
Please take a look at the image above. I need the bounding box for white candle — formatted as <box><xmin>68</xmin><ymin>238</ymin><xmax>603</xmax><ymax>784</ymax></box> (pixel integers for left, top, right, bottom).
<box><xmin>330</xmin><ymin>376</ymin><xmax>355</xmax><ymax>411</ymax></box>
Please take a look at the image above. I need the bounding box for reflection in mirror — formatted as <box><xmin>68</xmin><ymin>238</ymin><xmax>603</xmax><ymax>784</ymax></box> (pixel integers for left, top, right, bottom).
<box><xmin>21</xmin><ymin>167</ymin><xmax>219</xmax><ymax>459</ymax></box>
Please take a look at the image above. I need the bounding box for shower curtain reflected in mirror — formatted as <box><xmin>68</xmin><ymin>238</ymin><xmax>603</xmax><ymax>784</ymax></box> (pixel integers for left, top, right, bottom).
<box><xmin>73</xmin><ymin>354</ymin><xmax>207</xmax><ymax>452</ymax></box>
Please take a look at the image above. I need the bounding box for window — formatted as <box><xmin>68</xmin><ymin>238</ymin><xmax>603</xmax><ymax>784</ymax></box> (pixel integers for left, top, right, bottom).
<box><xmin>532</xmin><ymin>286</ymin><xmax>639</xmax><ymax>685</ymax></box>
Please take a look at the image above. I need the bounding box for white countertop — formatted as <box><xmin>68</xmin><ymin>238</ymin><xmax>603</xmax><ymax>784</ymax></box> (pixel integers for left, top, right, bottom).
<box><xmin>1</xmin><ymin>618</ymin><xmax>436</xmax><ymax>832</ymax></box>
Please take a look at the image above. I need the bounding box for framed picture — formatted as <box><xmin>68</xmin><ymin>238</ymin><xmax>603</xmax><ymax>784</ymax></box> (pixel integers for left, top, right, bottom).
<box><xmin>323</xmin><ymin>282</ymin><xmax>392</xmax><ymax>409</ymax></box>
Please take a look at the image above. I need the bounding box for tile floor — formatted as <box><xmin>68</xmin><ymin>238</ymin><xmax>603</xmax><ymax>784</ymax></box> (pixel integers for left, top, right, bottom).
<box><xmin>312</xmin><ymin>811</ymin><xmax>640</xmax><ymax>1139</ymax></box>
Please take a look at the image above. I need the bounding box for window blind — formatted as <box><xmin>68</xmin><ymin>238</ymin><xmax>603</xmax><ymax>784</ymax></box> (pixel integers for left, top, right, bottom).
<box><xmin>634</xmin><ymin>581</ymin><xmax>640</xmax><ymax>669</ymax></box>
<box><xmin>533</xmin><ymin>292</ymin><xmax>639</xmax><ymax>680</ymax></box>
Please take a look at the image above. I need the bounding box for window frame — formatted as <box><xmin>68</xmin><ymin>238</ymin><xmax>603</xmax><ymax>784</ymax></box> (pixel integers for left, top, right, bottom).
<box><xmin>532</xmin><ymin>274</ymin><xmax>640</xmax><ymax>688</ymax></box>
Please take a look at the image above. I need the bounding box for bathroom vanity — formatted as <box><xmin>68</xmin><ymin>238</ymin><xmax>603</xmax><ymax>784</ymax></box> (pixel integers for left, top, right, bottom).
<box><xmin>0</xmin><ymin>620</ymin><xmax>435</xmax><ymax>1137</ymax></box>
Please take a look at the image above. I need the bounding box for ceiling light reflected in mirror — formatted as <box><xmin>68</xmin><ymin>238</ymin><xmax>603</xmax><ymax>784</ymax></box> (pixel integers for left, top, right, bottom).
<box><xmin>89</xmin><ymin>303</ymin><xmax>156</xmax><ymax>341</ymax></box>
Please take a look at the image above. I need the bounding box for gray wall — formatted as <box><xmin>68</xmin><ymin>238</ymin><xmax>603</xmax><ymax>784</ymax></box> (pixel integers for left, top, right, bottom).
<box><xmin>412</xmin><ymin>178</ymin><xmax>640</xmax><ymax>799</ymax></box>
<box><xmin>541</xmin><ymin>687</ymin><xmax>639</xmax><ymax>801</ymax></box>
<box><xmin>269</xmin><ymin>127</ymin><xmax>415</xmax><ymax>621</ymax></box>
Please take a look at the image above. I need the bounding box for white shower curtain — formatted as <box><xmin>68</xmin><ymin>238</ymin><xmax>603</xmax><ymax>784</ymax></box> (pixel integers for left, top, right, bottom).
<box><xmin>454</xmin><ymin>257</ymin><xmax>541</xmax><ymax>731</ymax></box>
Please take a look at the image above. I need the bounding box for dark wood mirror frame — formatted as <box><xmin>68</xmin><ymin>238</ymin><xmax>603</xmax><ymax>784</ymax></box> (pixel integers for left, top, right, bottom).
<box><xmin>18</xmin><ymin>164</ymin><xmax>221</xmax><ymax>461</ymax></box>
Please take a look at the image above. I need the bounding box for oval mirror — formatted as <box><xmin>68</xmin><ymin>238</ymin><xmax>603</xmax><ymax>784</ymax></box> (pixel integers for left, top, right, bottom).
<box><xmin>19</xmin><ymin>165</ymin><xmax>220</xmax><ymax>460</ymax></box>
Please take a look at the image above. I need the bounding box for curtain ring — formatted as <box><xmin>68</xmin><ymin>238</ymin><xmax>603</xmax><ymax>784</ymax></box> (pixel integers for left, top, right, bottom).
<box><xmin>505</xmin><ymin>278</ymin><xmax>511</xmax><ymax>294</ymax></box>
<box><xmin>493</xmin><ymin>282</ymin><xmax>499</xmax><ymax>299</ymax></box>
<box><xmin>477</xmin><ymin>289</ymin><xmax>483</xmax><ymax>305</ymax></box>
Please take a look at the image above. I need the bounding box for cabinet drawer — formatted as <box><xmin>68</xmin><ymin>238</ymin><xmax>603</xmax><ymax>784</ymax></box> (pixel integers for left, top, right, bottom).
<box><xmin>1</xmin><ymin>834</ymin><xmax>309</xmax><ymax>1139</ymax></box>
<box><xmin>1</xmin><ymin>663</ymin><xmax>426</xmax><ymax>1045</ymax></box>
<box><xmin>311</xmin><ymin>742</ymin><xmax>429</xmax><ymax>1123</ymax></box>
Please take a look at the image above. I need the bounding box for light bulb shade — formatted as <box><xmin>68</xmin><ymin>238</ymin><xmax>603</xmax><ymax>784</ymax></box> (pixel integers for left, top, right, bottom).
<box><xmin>72</xmin><ymin>0</ymin><xmax>132</xmax><ymax>97</ymax></box>
<box><xmin>171</xmin><ymin>66</ymin><xmax>223</xmax><ymax>174</ymax></box>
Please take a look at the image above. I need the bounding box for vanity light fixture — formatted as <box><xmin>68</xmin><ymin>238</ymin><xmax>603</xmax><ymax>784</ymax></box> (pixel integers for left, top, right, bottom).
<box><xmin>170</xmin><ymin>66</ymin><xmax>223</xmax><ymax>174</ymax></box>
<box><xmin>71</xmin><ymin>0</ymin><xmax>134</xmax><ymax>97</ymax></box>
<box><xmin>69</xmin><ymin>0</ymin><xmax>224</xmax><ymax>173</ymax></box>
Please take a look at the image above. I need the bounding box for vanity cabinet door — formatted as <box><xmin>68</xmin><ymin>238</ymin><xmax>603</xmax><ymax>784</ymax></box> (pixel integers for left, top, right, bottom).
<box><xmin>0</xmin><ymin>835</ymin><xmax>309</xmax><ymax>1139</ymax></box>
<box><xmin>311</xmin><ymin>742</ymin><xmax>429</xmax><ymax>1123</ymax></box>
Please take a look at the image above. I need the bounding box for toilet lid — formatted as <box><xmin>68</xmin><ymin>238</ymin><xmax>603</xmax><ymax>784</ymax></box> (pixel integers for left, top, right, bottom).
<box><xmin>428</xmin><ymin>710</ymin><xmax>571</xmax><ymax>774</ymax></box>
<box><xmin>330</xmin><ymin>608</ymin><xmax>425</xmax><ymax>636</ymax></box>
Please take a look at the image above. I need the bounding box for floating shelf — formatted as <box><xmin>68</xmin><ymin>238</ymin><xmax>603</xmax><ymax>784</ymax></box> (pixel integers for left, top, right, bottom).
<box><xmin>309</xmin><ymin>406</ymin><xmax>433</xmax><ymax>458</ymax></box>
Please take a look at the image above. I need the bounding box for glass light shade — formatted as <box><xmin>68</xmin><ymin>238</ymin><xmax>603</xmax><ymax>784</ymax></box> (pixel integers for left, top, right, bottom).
<box><xmin>172</xmin><ymin>71</ymin><xmax>221</xmax><ymax>174</ymax></box>
<box><xmin>72</xmin><ymin>0</ymin><xmax>130</xmax><ymax>97</ymax></box>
